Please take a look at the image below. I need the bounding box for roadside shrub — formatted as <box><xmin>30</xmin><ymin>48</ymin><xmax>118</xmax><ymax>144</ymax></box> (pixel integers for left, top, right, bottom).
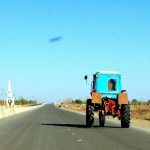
<box><xmin>75</xmin><ymin>99</ymin><xmax>82</xmax><ymax>105</ymax></box>
<box><xmin>147</xmin><ymin>100</ymin><xmax>150</xmax><ymax>105</ymax></box>
<box><xmin>0</xmin><ymin>100</ymin><xmax>4</xmax><ymax>105</ymax></box>
<box><xmin>15</xmin><ymin>97</ymin><xmax>37</xmax><ymax>105</ymax></box>
<box><xmin>64</xmin><ymin>98</ymin><xmax>75</xmax><ymax>104</ymax></box>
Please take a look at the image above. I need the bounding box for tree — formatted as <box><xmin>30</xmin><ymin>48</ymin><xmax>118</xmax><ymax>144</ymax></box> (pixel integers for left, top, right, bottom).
<box><xmin>17</xmin><ymin>97</ymin><xmax>28</xmax><ymax>105</ymax></box>
<box><xmin>131</xmin><ymin>99</ymin><xmax>138</xmax><ymax>104</ymax></box>
<box><xmin>64</xmin><ymin>98</ymin><xmax>74</xmax><ymax>103</ymax></box>
<box><xmin>0</xmin><ymin>100</ymin><xmax>4</xmax><ymax>105</ymax></box>
<box><xmin>75</xmin><ymin>99</ymin><xmax>82</xmax><ymax>105</ymax></box>
<box><xmin>147</xmin><ymin>100</ymin><xmax>150</xmax><ymax>105</ymax></box>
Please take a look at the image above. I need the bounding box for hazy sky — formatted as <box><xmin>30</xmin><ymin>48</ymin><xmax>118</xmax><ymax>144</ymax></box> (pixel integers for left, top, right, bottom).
<box><xmin>0</xmin><ymin>0</ymin><xmax>150</xmax><ymax>102</ymax></box>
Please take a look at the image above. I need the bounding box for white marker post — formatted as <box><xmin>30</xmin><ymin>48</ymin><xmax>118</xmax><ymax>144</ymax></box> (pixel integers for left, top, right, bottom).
<box><xmin>6</xmin><ymin>80</ymin><xmax>14</xmax><ymax>107</ymax></box>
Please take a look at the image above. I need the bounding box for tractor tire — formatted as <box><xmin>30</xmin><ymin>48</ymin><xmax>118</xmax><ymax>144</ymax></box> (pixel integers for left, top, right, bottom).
<box><xmin>121</xmin><ymin>104</ymin><xmax>131</xmax><ymax>128</ymax></box>
<box><xmin>99</xmin><ymin>111</ymin><xmax>105</xmax><ymax>127</ymax></box>
<box><xmin>86</xmin><ymin>100</ymin><xmax>94</xmax><ymax>127</ymax></box>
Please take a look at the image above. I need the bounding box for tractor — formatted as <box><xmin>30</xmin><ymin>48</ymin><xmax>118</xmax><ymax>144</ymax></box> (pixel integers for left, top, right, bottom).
<box><xmin>84</xmin><ymin>71</ymin><xmax>131</xmax><ymax>128</ymax></box>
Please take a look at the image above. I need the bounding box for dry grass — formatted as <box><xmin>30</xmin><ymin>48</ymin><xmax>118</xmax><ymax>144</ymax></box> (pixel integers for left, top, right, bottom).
<box><xmin>131</xmin><ymin>105</ymin><xmax>150</xmax><ymax>121</ymax></box>
<box><xmin>58</xmin><ymin>103</ymin><xmax>150</xmax><ymax>121</ymax></box>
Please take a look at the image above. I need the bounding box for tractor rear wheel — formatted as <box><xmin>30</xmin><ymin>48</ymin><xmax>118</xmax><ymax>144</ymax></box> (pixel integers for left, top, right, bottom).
<box><xmin>86</xmin><ymin>100</ymin><xmax>94</xmax><ymax>127</ymax></box>
<box><xmin>99</xmin><ymin>110</ymin><xmax>105</xmax><ymax>127</ymax></box>
<box><xmin>121</xmin><ymin>104</ymin><xmax>131</xmax><ymax>128</ymax></box>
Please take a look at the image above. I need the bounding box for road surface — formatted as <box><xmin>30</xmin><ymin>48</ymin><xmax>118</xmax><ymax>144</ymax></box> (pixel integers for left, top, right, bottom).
<box><xmin>0</xmin><ymin>104</ymin><xmax>149</xmax><ymax>150</ymax></box>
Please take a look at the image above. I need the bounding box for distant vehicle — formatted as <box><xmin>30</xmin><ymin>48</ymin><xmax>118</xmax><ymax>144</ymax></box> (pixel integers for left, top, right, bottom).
<box><xmin>84</xmin><ymin>71</ymin><xmax>131</xmax><ymax>128</ymax></box>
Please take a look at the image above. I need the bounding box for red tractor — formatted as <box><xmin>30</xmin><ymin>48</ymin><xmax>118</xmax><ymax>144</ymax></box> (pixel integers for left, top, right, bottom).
<box><xmin>84</xmin><ymin>71</ymin><xmax>131</xmax><ymax>128</ymax></box>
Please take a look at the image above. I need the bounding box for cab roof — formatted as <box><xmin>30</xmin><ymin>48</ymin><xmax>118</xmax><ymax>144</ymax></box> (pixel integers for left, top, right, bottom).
<box><xmin>97</xmin><ymin>71</ymin><xmax>121</xmax><ymax>75</ymax></box>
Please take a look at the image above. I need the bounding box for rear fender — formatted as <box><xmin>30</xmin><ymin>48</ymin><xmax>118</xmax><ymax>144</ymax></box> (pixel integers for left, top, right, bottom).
<box><xmin>91</xmin><ymin>92</ymin><xmax>102</xmax><ymax>104</ymax></box>
<box><xmin>118</xmin><ymin>93</ymin><xmax>128</xmax><ymax>105</ymax></box>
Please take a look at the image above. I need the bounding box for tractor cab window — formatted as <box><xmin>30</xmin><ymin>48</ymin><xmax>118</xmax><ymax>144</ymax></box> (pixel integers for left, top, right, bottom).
<box><xmin>108</xmin><ymin>79</ymin><xmax>116</xmax><ymax>91</ymax></box>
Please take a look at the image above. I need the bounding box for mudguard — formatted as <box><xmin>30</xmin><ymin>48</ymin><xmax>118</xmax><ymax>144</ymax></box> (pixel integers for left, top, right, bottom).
<box><xmin>118</xmin><ymin>93</ymin><xmax>128</xmax><ymax>104</ymax></box>
<box><xmin>91</xmin><ymin>92</ymin><xmax>102</xmax><ymax>104</ymax></box>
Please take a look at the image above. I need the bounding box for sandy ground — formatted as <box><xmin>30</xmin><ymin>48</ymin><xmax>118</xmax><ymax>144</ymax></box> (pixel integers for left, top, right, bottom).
<box><xmin>0</xmin><ymin>104</ymin><xmax>45</xmax><ymax>120</ymax></box>
<box><xmin>56</xmin><ymin>103</ymin><xmax>150</xmax><ymax>132</ymax></box>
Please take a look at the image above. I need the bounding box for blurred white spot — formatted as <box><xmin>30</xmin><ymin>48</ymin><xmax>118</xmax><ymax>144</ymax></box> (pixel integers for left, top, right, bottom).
<box><xmin>77</xmin><ymin>139</ymin><xmax>82</xmax><ymax>142</ymax></box>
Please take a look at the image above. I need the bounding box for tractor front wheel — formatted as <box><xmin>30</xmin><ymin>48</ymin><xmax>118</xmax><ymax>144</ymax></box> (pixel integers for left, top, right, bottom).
<box><xmin>121</xmin><ymin>104</ymin><xmax>131</xmax><ymax>128</ymax></box>
<box><xmin>86</xmin><ymin>100</ymin><xmax>94</xmax><ymax>127</ymax></box>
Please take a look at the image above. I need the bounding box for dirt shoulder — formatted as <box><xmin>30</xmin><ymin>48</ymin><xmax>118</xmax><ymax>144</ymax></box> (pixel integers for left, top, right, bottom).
<box><xmin>56</xmin><ymin>103</ymin><xmax>150</xmax><ymax>131</ymax></box>
<box><xmin>0</xmin><ymin>104</ymin><xmax>45</xmax><ymax>120</ymax></box>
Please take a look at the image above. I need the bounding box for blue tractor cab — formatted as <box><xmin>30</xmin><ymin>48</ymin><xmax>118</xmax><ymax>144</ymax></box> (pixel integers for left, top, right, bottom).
<box><xmin>93</xmin><ymin>71</ymin><xmax>122</xmax><ymax>99</ymax></box>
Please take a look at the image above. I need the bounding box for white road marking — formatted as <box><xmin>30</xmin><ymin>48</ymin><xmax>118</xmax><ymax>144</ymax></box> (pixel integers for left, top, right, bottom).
<box><xmin>67</xmin><ymin>128</ymin><xmax>71</xmax><ymax>131</ymax></box>
<box><xmin>77</xmin><ymin>139</ymin><xmax>82</xmax><ymax>142</ymax></box>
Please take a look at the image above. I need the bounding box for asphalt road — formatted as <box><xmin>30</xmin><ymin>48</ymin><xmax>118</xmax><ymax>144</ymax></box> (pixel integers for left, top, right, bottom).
<box><xmin>0</xmin><ymin>104</ymin><xmax>149</xmax><ymax>150</ymax></box>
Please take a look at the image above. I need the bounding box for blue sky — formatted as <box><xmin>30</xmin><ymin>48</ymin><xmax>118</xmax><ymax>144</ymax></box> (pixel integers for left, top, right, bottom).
<box><xmin>0</xmin><ymin>0</ymin><xmax>150</xmax><ymax>102</ymax></box>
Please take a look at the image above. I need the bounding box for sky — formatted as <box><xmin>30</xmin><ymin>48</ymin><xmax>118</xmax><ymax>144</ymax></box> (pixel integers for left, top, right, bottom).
<box><xmin>0</xmin><ymin>0</ymin><xmax>150</xmax><ymax>102</ymax></box>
